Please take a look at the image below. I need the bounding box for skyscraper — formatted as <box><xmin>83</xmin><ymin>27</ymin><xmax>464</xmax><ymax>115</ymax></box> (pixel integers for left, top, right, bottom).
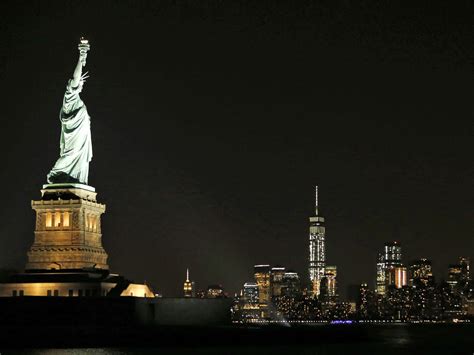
<box><xmin>459</xmin><ymin>257</ymin><xmax>470</xmax><ymax>282</ymax></box>
<box><xmin>183</xmin><ymin>268</ymin><xmax>195</xmax><ymax>297</ymax></box>
<box><xmin>243</xmin><ymin>282</ymin><xmax>259</xmax><ymax>303</ymax></box>
<box><xmin>271</xmin><ymin>266</ymin><xmax>286</xmax><ymax>298</ymax></box>
<box><xmin>384</xmin><ymin>241</ymin><xmax>402</xmax><ymax>288</ymax></box>
<box><xmin>309</xmin><ymin>186</ymin><xmax>325</xmax><ymax>297</ymax></box>
<box><xmin>281</xmin><ymin>271</ymin><xmax>301</xmax><ymax>297</ymax></box>
<box><xmin>357</xmin><ymin>283</ymin><xmax>370</xmax><ymax>318</ymax></box>
<box><xmin>384</xmin><ymin>241</ymin><xmax>402</xmax><ymax>268</ymax></box>
<box><xmin>447</xmin><ymin>257</ymin><xmax>470</xmax><ymax>292</ymax></box>
<box><xmin>409</xmin><ymin>258</ymin><xmax>433</xmax><ymax>287</ymax></box>
<box><xmin>393</xmin><ymin>266</ymin><xmax>408</xmax><ymax>289</ymax></box>
<box><xmin>254</xmin><ymin>265</ymin><xmax>271</xmax><ymax>304</ymax></box>
<box><xmin>324</xmin><ymin>265</ymin><xmax>338</xmax><ymax>299</ymax></box>
<box><xmin>254</xmin><ymin>265</ymin><xmax>271</xmax><ymax>319</ymax></box>
<box><xmin>376</xmin><ymin>253</ymin><xmax>386</xmax><ymax>295</ymax></box>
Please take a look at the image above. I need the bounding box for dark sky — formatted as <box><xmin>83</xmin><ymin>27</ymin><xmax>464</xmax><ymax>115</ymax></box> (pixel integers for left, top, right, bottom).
<box><xmin>0</xmin><ymin>1</ymin><xmax>472</xmax><ymax>298</ymax></box>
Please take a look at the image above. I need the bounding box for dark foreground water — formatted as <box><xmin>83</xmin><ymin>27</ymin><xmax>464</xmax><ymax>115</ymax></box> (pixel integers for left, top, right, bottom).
<box><xmin>1</xmin><ymin>324</ymin><xmax>473</xmax><ymax>354</ymax></box>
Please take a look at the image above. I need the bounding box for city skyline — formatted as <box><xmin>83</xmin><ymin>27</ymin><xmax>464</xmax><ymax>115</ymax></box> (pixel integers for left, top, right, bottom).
<box><xmin>0</xmin><ymin>1</ymin><xmax>472</xmax><ymax>298</ymax></box>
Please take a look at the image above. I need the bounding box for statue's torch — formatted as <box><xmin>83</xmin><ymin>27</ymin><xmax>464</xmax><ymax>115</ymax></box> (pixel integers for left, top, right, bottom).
<box><xmin>78</xmin><ymin>37</ymin><xmax>90</xmax><ymax>67</ymax></box>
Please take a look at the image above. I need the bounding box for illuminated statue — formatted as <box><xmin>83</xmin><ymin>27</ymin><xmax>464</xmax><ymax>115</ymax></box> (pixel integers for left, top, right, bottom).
<box><xmin>47</xmin><ymin>39</ymin><xmax>93</xmax><ymax>185</ymax></box>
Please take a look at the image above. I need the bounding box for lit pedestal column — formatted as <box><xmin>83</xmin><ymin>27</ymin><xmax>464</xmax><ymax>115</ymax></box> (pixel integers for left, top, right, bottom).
<box><xmin>26</xmin><ymin>184</ymin><xmax>108</xmax><ymax>271</ymax></box>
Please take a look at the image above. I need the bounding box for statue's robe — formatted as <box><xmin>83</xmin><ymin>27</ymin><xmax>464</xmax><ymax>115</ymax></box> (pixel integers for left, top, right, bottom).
<box><xmin>47</xmin><ymin>80</ymin><xmax>93</xmax><ymax>184</ymax></box>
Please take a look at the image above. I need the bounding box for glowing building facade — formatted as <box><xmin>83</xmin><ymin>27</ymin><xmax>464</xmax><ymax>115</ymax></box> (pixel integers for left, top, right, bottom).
<box><xmin>281</xmin><ymin>271</ymin><xmax>301</xmax><ymax>297</ymax></box>
<box><xmin>458</xmin><ymin>257</ymin><xmax>470</xmax><ymax>282</ymax></box>
<box><xmin>309</xmin><ymin>186</ymin><xmax>325</xmax><ymax>297</ymax></box>
<box><xmin>324</xmin><ymin>265</ymin><xmax>338</xmax><ymax>299</ymax></box>
<box><xmin>254</xmin><ymin>265</ymin><xmax>271</xmax><ymax>304</ymax></box>
<box><xmin>447</xmin><ymin>257</ymin><xmax>470</xmax><ymax>292</ymax></box>
<box><xmin>206</xmin><ymin>285</ymin><xmax>225</xmax><ymax>298</ymax></box>
<box><xmin>183</xmin><ymin>268</ymin><xmax>195</xmax><ymax>297</ymax></box>
<box><xmin>409</xmin><ymin>258</ymin><xmax>433</xmax><ymax>287</ymax></box>
<box><xmin>243</xmin><ymin>282</ymin><xmax>259</xmax><ymax>303</ymax></box>
<box><xmin>271</xmin><ymin>266</ymin><xmax>285</xmax><ymax>298</ymax></box>
<box><xmin>393</xmin><ymin>266</ymin><xmax>408</xmax><ymax>289</ymax></box>
<box><xmin>384</xmin><ymin>241</ymin><xmax>402</xmax><ymax>287</ymax></box>
<box><xmin>376</xmin><ymin>253</ymin><xmax>386</xmax><ymax>295</ymax></box>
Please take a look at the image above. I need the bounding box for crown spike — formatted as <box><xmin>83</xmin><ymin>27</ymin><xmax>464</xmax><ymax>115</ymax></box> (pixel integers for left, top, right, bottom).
<box><xmin>315</xmin><ymin>185</ymin><xmax>319</xmax><ymax>215</ymax></box>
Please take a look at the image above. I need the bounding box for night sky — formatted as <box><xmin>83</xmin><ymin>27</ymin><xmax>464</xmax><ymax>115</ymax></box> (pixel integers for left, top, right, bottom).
<box><xmin>0</xmin><ymin>1</ymin><xmax>472</xmax><ymax>298</ymax></box>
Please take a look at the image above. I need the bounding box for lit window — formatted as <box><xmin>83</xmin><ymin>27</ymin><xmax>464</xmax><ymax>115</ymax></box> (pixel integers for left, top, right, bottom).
<box><xmin>46</xmin><ymin>212</ymin><xmax>52</xmax><ymax>227</ymax></box>
<box><xmin>63</xmin><ymin>212</ymin><xmax>70</xmax><ymax>227</ymax></box>
<box><xmin>54</xmin><ymin>211</ymin><xmax>61</xmax><ymax>227</ymax></box>
<box><xmin>87</xmin><ymin>215</ymin><xmax>92</xmax><ymax>231</ymax></box>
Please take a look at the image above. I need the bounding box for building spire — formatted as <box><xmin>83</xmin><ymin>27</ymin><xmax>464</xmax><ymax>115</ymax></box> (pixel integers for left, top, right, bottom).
<box><xmin>186</xmin><ymin>268</ymin><xmax>190</xmax><ymax>282</ymax></box>
<box><xmin>315</xmin><ymin>185</ymin><xmax>319</xmax><ymax>215</ymax></box>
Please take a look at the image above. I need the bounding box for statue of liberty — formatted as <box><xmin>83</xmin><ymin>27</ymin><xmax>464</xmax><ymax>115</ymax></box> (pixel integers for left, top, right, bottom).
<box><xmin>47</xmin><ymin>39</ymin><xmax>93</xmax><ymax>185</ymax></box>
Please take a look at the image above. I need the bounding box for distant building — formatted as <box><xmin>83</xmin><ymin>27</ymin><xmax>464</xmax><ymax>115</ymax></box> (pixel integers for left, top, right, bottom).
<box><xmin>271</xmin><ymin>266</ymin><xmax>285</xmax><ymax>298</ymax></box>
<box><xmin>206</xmin><ymin>285</ymin><xmax>225</xmax><ymax>298</ymax></box>
<box><xmin>183</xmin><ymin>268</ymin><xmax>195</xmax><ymax>298</ymax></box>
<box><xmin>382</xmin><ymin>241</ymin><xmax>403</xmax><ymax>288</ymax></box>
<box><xmin>243</xmin><ymin>282</ymin><xmax>259</xmax><ymax>303</ymax></box>
<box><xmin>447</xmin><ymin>257</ymin><xmax>470</xmax><ymax>292</ymax></box>
<box><xmin>309</xmin><ymin>186</ymin><xmax>325</xmax><ymax>297</ymax></box>
<box><xmin>320</xmin><ymin>266</ymin><xmax>338</xmax><ymax>302</ymax></box>
<box><xmin>325</xmin><ymin>266</ymin><xmax>337</xmax><ymax>299</ymax></box>
<box><xmin>231</xmin><ymin>282</ymin><xmax>261</xmax><ymax>323</ymax></box>
<box><xmin>357</xmin><ymin>283</ymin><xmax>370</xmax><ymax>317</ymax></box>
<box><xmin>392</xmin><ymin>266</ymin><xmax>407</xmax><ymax>289</ymax></box>
<box><xmin>281</xmin><ymin>271</ymin><xmax>301</xmax><ymax>297</ymax></box>
<box><xmin>384</xmin><ymin>241</ymin><xmax>402</xmax><ymax>268</ymax></box>
<box><xmin>195</xmin><ymin>290</ymin><xmax>206</xmax><ymax>298</ymax></box>
<box><xmin>376</xmin><ymin>253</ymin><xmax>386</xmax><ymax>295</ymax></box>
<box><xmin>459</xmin><ymin>257</ymin><xmax>470</xmax><ymax>282</ymax></box>
<box><xmin>409</xmin><ymin>258</ymin><xmax>433</xmax><ymax>287</ymax></box>
<box><xmin>254</xmin><ymin>265</ymin><xmax>271</xmax><ymax>304</ymax></box>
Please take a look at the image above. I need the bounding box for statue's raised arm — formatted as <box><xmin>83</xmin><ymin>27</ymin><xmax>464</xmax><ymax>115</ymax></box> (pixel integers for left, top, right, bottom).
<box><xmin>71</xmin><ymin>38</ymin><xmax>90</xmax><ymax>87</ymax></box>
<box><xmin>47</xmin><ymin>39</ymin><xmax>93</xmax><ymax>186</ymax></box>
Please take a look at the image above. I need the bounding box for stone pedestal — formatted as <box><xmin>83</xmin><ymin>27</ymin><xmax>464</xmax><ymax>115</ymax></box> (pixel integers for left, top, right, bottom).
<box><xmin>26</xmin><ymin>184</ymin><xmax>109</xmax><ymax>270</ymax></box>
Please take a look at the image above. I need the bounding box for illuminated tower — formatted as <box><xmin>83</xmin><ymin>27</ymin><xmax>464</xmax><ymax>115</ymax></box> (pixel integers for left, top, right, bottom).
<box><xmin>384</xmin><ymin>241</ymin><xmax>402</xmax><ymax>288</ymax></box>
<box><xmin>393</xmin><ymin>266</ymin><xmax>407</xmax><ymax>288</ymax></box>
<box><xmin>459</xmin><ymin>257</ymin><xmax>470</xmax><ymax>282</ymax></box>
<box><xmin>281</xmin><ymin>271</ymin><xmax>301</xmax><ymax>297</ymax></box>
<box><xmin>324</xmin><ymin>265</ymin><xmax>337</xmax><ymax>299</ymax></box>
<box><xmin>243</xmin><ymin>282</ymin><xmax>259</xmax><ymax>303</ymax></box>
<box><xmin>254</xmin><ymin>265</ymin><xmax>271</xmax><ymax>304</ymax></box>
<box><xmin>183</xmin><ymin>268</ymin><xmax>195</xmax><ymax>297</ymax></box>
<box><xmin>309</xmin><ymin>186</ymin><xmax>325</xmax><ymax>297</ymax></box>
<box><xmin>447</xmin><ymin>257</ymin><xmax>470</xmax><ymax>293</ymax></box>
<box><xmin>271</xmin><ymin>266</ymin><xmax>286</xmax><ymax>298</ymax></box>
<box><xmin>254</xmin><ymin>265</ymin><xmax>271</xmax><ymax>318</ymax></box>
<box><xmin>376</xmin><ymin>253</ymin><xmax>386</xmax><ymax>295</ymax></box>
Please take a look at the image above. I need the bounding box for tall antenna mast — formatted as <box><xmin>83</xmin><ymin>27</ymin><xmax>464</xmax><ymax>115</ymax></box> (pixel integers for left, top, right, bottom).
<box><xmin>315</xmin><ymin>185</ymin><xmax>319</xmax><ymax>215</ymax></box>
<box><xmin>186</xmin><ymin>268</ymin><xmax>189</xmax><ymax>281</ymax></box>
